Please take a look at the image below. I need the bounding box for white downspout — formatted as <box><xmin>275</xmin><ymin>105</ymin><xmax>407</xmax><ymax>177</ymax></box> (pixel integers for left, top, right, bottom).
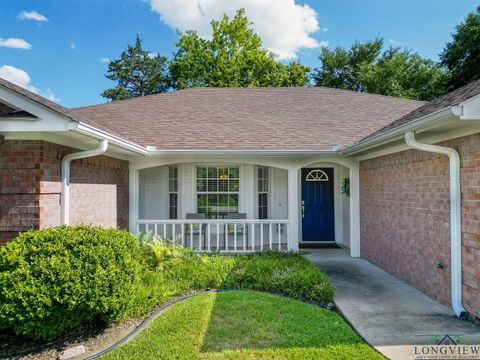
<box><xmin>61</xmin><ymin>140</ymin><xmax>109</xmax><ymax>225</ymax></box>
<box><xmin>405</xmin><ymin>132</ymin><xmax>467</xmax><ymax>319</ymax></box>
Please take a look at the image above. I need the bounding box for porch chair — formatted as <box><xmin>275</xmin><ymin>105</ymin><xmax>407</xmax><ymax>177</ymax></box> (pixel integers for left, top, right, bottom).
<box><xmin>185</xmin><ymin>213</ymin><xmax>206</xmax><ymax>248</ymax></box>
<box><xmin>225</xmin><ymin>213</ymin><xmax>247</xmax><ymax>250</ymax></box>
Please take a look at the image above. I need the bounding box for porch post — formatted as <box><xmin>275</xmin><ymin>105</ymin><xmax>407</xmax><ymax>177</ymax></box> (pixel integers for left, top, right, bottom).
<box><xmin>288</xmin><ymin>167</ymin><xmax>300</xmax><ymax>252</ymax></box>
<box><xmin>349</xmin><ymin>163</ymin><xmax>361</xmax><ymax>257</ymax></box>
<box><xmin>128</xmin><ymin>166</ymin><xmax>139</xmax><ymax>233</ymax></box>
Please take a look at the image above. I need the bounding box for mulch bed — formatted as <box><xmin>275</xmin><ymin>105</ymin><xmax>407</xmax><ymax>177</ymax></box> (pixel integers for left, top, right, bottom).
<box><xmin>0</xmin><ymin>318</ymin><xmax>141</xmax><ymax>359</ymax></box>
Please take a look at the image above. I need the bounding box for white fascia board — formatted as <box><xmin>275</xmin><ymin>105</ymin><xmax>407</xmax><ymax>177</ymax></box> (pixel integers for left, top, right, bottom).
<box><xmin>0</xmin><ymin>84</ymin><xmax>147</xmax><ymax>155</ymax></box>
<box><xmin>342</xmin><ymin>107</ymin><xmax>456</xmax><ymax>156</ymax></box>
<box><xmin>458</xmin><ymin>94</ymin><xmax>480</xmax><ymax>120</ymax></box>
<box><xmin>0</xmin><ymin>86</ymin><xmax>76</xmax><ymax>132</ymax></box>
<box><xmin>145</xmin><ymin>149</ymin><xmax>339</xmax><ymax>157</ymax></box>
<box><xmin>74</xmin><ymin>122</ymin><xmax>148</xmax><ymax>155</ymax></box>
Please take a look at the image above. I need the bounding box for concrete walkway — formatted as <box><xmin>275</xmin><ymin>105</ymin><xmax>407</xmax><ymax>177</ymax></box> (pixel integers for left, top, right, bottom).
<box><xmin>304</xmin><ymin>248</ymin><xmax>480</xmax><ymax>360</ymax></box>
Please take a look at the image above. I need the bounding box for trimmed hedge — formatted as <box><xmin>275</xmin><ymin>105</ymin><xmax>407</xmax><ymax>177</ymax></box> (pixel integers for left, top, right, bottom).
<box><xmin>0</xmin><ymin>226</ymin><xmax>142</xmax><ymax>340</ymax></box>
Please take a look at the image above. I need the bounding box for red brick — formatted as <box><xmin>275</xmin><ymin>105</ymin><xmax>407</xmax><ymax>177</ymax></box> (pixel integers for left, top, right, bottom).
<box><xmin>360</xmin><ymin>133</ymin><xmax>480</xmax><ymax>318</ymax></box>
<box><xmin>0</xmin><ymin>140</ymin><xmax>129</xmax><ymax>241</ymax></box>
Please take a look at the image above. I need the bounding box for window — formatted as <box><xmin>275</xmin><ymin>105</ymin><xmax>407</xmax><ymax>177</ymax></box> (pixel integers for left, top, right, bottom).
<box><xmin>258</xmin><ymin>166</ymin><xmax>269</xmax><ymax>219</ymax></box>
<box><xmin>169</xmin><ymin>166</ymin><xmax>178</xmax><ymax>219</ymax></box>
<box><xmin>196</xmin><ymin>166</ymin><xmax>239</xmax><ymax>219</ymax></box>
<box><xmin>306</xmin><ymin>169</ymin><xmax>329</xmax><ymax>182</ymax></box>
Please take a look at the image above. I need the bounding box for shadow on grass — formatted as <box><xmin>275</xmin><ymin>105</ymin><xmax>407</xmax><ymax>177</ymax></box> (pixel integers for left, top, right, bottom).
<box><xmin>200</xmin><ymin>291</ymin><xmax>368</xmax><ymax>354</ymax></box>
<box><xmin>103</xmin><ymin>290</ymin><xmax>382</xmax><ymax>359</ymax></box>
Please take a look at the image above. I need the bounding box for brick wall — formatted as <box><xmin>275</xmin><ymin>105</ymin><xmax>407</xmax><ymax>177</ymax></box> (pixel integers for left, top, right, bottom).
<box><xmin>0</xmin><ymin>140</ymin><xmax>43</xmax><ymax>244</ymax></box>
<box><xmin>0</xmin><ymin>140</ymin><xmax>129</xmax><ymax>242</ymax></box>
<box><xmin>360</xmin><ymin>133</ymin><xmax>480</xmax><ymax>318</ymax></box>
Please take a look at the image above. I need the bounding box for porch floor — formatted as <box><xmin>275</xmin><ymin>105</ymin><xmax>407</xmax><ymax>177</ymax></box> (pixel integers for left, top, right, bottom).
<box><xmin>304</xmin><ymin>248</ymin><xmax>480</xmax><ymax>360</ymax></box>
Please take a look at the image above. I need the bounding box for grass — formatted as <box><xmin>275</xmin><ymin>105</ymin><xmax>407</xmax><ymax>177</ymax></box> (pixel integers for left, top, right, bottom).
<box><xmin>104</xmin><ymin>291</ymin><xmax>383</xmax><ymax>360</ymax></box>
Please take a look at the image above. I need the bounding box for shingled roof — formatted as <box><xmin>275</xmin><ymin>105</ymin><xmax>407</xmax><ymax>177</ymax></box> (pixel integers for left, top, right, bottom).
<box><xmin>73</xmin><ymin>87</ymin><xmax>423</xmax><ymax>151</ymax></box>
<box><xmin>365</xmin><ymin>79</ymin><xmax>480</xmax><ymax>140</ymax></box>
<box><xmin>4</xmin><ymin>75</ymin><xmax>479</xmax><ymax>153</ymax></box>
<box><xmin>0</xmin><ymin>77</ymin><xmax>139</xmax><ymax>146</ymax></box>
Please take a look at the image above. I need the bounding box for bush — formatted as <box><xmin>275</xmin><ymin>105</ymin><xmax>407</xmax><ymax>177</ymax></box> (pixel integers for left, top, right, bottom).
<box><xmin>0</xmin><ymin>226</ymin><xmax>142</xmax><ymax>340</ymax></box>
<box><xmin>0</xmin><ymin>230</ymin><xmax>335</xmax><ymax>341</ymax></box>
<box><xmin>224</xmin><ymin>252</ymin><xmax>335</xmax><ymax>304</ymax></box>
<box><xmin>126</xmin><ymin>236</ymin><xmax>238</xmax><ymax>318</ymax></box>
<box><xmin>129</xmin><ymin>237</ymin><xmax>334</xmax><ymax>318</ymax></box>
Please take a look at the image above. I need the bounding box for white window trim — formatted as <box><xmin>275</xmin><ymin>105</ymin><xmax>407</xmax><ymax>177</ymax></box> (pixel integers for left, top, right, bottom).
<box><xmin>194</xmin><ymin>165</ymin><xmax>241</xmax><ymax>218</ymax></box>
<box><xmin>168</xmin><ymin>165</ymin><xmax>178</xmax><ymax>219</ymax></box>
<box><xmin>257</xmin><ymin>166</ymin><xmax>269</xmax><ymax>220</ymax></box>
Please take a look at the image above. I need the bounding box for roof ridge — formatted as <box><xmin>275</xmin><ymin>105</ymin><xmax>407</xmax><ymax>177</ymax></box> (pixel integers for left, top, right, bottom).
<box><xmin>73</xmin><ymin>86</ymin><xmax>423</xmax><ymax>110</ymax></box>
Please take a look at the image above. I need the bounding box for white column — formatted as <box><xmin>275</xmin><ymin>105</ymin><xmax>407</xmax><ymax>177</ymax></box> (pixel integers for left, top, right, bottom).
<box><xmin>242</xmin><ymin>164</ymin><xmax>255</xmax><ymax>218</ymax></box>
<box><xmin>349</xmin><ymin>163</ymin><xmax>360</xmax><ymax>257</ymax></box>
<box><xmin>287</xmin><ymin>167</ymin><xmax>300</xmax><ymax>252</ymax></box>
<box><xmin>128</xmin><ymin>166</ymin><xmax>139</xmax><ymax>232</ymax></box>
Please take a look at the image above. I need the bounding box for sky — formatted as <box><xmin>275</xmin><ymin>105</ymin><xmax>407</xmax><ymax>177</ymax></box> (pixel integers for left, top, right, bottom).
<box><xmin>0</xmin><ymin>0</ymin><xmax>477</xmax><ymax>107</ymax></box>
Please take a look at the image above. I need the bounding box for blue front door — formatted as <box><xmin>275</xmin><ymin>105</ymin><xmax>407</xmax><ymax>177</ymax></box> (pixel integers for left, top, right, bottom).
<box><xmin>301</xmin><ymin>168</ymin><xmax>335</xmax><ymax>242</ymax></box>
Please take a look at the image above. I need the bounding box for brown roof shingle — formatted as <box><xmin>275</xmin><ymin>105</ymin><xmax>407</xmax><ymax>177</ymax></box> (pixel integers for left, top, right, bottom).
<box><xmin>364</xmin><ymin>79</ymin><xmax>480</xmax><ymax>140</ymax></box>
<box><xmin>5</xmin><ymin>75</ymin><xmax>480</xmax><ymax>152</ymax></box>
<box><xmin>73</xmin><ymin>87</ymin><xmax>423</xmax><ymax>151</ymax></box>
<box><xmin>0</xmin><ymin>77</ymin><xmax>140</xmax><ymax>146</ymax></box>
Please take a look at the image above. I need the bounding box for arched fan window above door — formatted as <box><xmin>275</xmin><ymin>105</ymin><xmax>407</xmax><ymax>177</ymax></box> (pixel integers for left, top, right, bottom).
<box><xmin>305</xmin><ymin>169</ymin><xmax>329</xmax><ymax>182</ymax></box>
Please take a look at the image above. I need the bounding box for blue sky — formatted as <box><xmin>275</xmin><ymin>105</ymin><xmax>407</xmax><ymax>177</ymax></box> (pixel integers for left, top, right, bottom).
<box><xmin>0</xmin><ymin>0</ymin><xmax>477</xmax><ymax>107</ymax></box>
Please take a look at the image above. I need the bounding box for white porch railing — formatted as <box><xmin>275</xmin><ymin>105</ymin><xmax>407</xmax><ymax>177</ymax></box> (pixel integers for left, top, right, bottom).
<box><xmin>136</xmin><ymin>219</ymin><xmax>290</xmax><ymax>252</ymax></box>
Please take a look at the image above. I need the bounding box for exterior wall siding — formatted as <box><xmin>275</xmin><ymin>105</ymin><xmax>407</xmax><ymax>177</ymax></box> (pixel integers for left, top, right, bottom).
<box><xmin>138</xmin><ymin>166</ymin><xmax>169</xmax><ymax>220</ymax></box>
<box><xmin>138</xmin><ymin>164</ymin><xmax>289</xmax><ymax>221</ymax></box>
<box><xmin>0</xmin><ymin>140</ymin><xmax>129</xmax><ymax>242</ymax></box>
<box><xmin>360</xmin><ymin>133</ymin><xmax>480</xmax><ymax>319</ymax></box>
<box><xmin>272</xmin><ymin>168</ymin><xmax>288</xmax><ymax>219</ymax></box>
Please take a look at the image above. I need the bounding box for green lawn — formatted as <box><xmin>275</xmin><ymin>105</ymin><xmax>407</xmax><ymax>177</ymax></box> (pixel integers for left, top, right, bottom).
<box><xmin>104</xmin><ymin>291</ymin><xmax>383</xmax><ymax>359</ymax></box>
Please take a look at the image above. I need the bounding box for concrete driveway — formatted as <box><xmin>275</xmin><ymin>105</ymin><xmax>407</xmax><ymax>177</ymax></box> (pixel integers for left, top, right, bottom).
<box><xmin>304</xmin><ymin>248</ymin><xmax>480</xmax><ymax>360</ymax></box>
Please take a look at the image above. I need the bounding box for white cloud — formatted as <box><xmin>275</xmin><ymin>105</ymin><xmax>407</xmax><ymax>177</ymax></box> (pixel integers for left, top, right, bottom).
<box><xmin>0</xmin><ymin>38</ymin><xmax>32</xmax><ymax>50</ymax></box>
<box><xmin>100</xmin><ymin>57</ymin><xmax>111</xmax><ymax>64</ymax></box>
<box><xmin>318</xmin><ymin>40</ymin><xmax>329</xmax><ymax>48</ymax></box>
<box><xmin>149</xmin><ymin>0</ymin><xmax>322</xmax><ymax>60</ymax></box>
<box><xmin>70</xmin><ymin>42</ymin><xmax>76</xmax><ymax>49</ymax></box>
<box><xmin>42</xmin><ymin>89</ymin><xmax>58</xmax><ymax>102</ymax></box>
<box><xmin>17</xmin><ymin>10</ymin><xmax>48</xmax><ymax>22</ymax></box>
<box><xmin>0</xmin><ymin>65</ymin><xmax>59</xmax><ymax>102</ymax></box>
<box><xmin>0</xmin><ymin>65</ymin><xmax>32</xmax><ymax>89</ymax></box>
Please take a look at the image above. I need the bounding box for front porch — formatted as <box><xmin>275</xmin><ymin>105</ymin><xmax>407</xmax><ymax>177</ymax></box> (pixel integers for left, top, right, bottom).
<box><xmin>129</xmin><ymin>158</ymin><xmax>360</xmax><ymax>255</ymax></box>
<box><xmin>137</xmin><ymin>219</ymin><xmax>289</xmax><ymax>252</ymax></box>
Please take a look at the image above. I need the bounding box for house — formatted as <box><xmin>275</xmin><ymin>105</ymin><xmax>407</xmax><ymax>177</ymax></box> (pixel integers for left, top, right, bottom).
<box><xmin>1</xmin><ymin>77</ymin><xmax>480</xmax><ymax>321</ymax></box>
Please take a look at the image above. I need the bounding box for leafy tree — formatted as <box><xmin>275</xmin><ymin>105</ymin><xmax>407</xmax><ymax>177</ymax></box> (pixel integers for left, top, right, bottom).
<box><xmin>440</xmin><ymin>6</ymin><xmax>480</xmax><ymax>90</ymax></box>
<box><xmin>102</xmin><ymin>35</ymin><xmax>170</xmax><ymax>101</ymax></box>
<box><xmin>313</xmin><ymin>38</ymin><xmax>447</xmax><ymax>100</ymax></box>
<box><xmin>169</xmin><ymin>9</ymin><xmax>310</xmax><ymax>89</ymax></box>
<box><xmin>314</xmin><ymin>39</ymin><xmax>383</xmax><ymax>92</ymax></box>
<box><xmin>362</xmin><ymin>48</ymin><xmax>447</xmax><ymax>100</ymax></box>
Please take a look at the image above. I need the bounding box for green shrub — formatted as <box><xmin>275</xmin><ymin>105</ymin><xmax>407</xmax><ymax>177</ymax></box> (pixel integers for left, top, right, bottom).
<box><xmin>127</xmin><ymin>236</ymin><xmax>238</xmax><ymax>318</ymax></box>
<box><xmin>0</xmin><ymin>230</ymin><xmax>335</xmax><ymax>341</ymax></box>
<box><xmin>224</xmin><ymin>252</ymin><xmax>335</xmax><ymax>304</ymax></box>
<box><xmin>131</xmin><ymin>238</ymin><xmax>334</xmax><ymax>317</ymax></box>
<box><xmin>0</xmin><ymin>226</ymin><xmax>142</xmax><ymax>340</ymax></box>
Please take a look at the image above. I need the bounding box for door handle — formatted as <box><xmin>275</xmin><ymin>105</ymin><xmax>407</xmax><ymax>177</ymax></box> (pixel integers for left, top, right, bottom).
<box><xmin>302</xmin><ymin>205</ymin><xmax>305</xmax><ymax>218</ymax></box>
